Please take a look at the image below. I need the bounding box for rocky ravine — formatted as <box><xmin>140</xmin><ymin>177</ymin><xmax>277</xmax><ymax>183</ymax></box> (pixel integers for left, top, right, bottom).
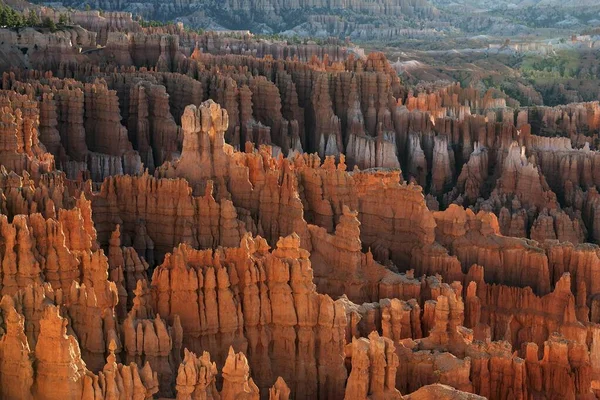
<box><xmin>0</xmin><ymin>10</ymin><xmax>600</xmax><ymax>400</ymax></box>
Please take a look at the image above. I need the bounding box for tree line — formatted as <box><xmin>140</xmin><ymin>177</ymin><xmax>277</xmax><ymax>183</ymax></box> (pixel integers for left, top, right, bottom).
<box><xmin>0</xmin><ymin>4</ymin><xmax>70</xmax><ymax>32</ymax></box>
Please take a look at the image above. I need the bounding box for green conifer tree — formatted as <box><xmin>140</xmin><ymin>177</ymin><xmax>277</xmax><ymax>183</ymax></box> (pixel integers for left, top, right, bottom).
<box><xmin>26</xmin><ymin>9</ymin><xmax>40</xmax><ymax>26</ymax></box>
<box><xmin>43</xmin><ymin>17</ymin><xmax>56</xmax><ymax>32</ymax></box>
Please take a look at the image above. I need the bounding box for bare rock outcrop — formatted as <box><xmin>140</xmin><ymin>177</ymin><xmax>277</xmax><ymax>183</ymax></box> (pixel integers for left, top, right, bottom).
<box><xmin>151</xmin><ymin>233</ymin><xmax>348</xmax><ymax>397</ymax></box>
<box><xmin>345</xmin><ymin>331</ymin><xmax>402</xmax><ymax>400</ymax></box>
<box><xmin>157</xmin><ymin>99</ymin><xmax>230</xmax><ymax>193</ymax></box>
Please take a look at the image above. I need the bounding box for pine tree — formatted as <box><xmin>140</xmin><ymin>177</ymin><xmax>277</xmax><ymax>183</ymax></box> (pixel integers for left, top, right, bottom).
<box><xmin>0</xmin><ymin>6</ymin><xmax>8</xmax><ymax>27</ymax></box>
<box><xmin>13</xmin><ymin>8</ymin><xmax>24</xmax><ymax>27</ymax></box>
<box><xmin>43</xmin><ymin>17</ymin><xmax>56</xmax><ymax>32</ymax></box>
<box><xmin>26</xmin><ymin>9</ymin><xmax>40</xmax><ymax>26</ymax></box>
<box><xmin>58</xmin><ymin>13</ymin><xmax>68</xmax><ymax>25</ymax></box>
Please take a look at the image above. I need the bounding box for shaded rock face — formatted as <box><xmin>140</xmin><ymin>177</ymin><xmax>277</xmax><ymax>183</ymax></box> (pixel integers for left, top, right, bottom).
<box><xmin>3</xmin><ymin>17</ymin><xmax>600</xmax><ymax>400</ymax></box>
